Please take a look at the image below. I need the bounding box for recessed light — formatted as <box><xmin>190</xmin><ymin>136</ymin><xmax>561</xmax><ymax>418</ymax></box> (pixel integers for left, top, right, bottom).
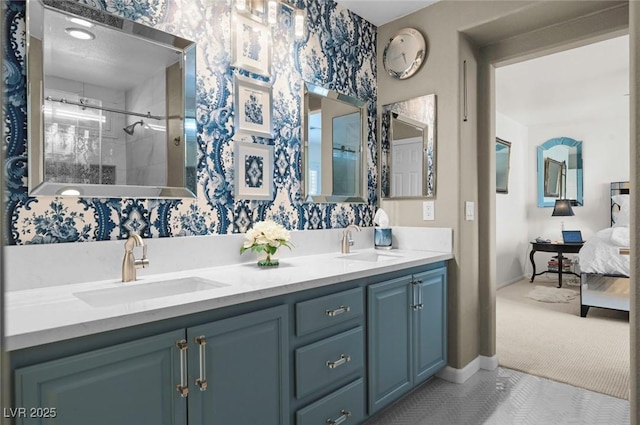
<box><xmin>65</xmin><ymin>27</ymin><xmax>95</xmax><ymax>40</ymax></box>
<box><xmin>67</xmin><ymin>17</ymin><xmax>94</xmax><ymax>28</ymax></box>
<box><xmin>57</xmin><ymin>187</ymin><xmax>82</xmax><ymax>196</ymax></box>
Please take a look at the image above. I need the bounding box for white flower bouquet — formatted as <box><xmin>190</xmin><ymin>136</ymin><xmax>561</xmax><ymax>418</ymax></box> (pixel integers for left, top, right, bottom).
<box><xmin>240</xmin><ymin>220</ymin><xmax>293</xmax><ymax>267</ymax></box>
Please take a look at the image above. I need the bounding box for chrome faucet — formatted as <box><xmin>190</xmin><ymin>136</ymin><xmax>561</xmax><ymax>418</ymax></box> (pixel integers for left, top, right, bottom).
<box><xmin>341</xmin><ymin>224</ymin><xmax>361</xmax><ymax>254</ymax></box>
<box><xmin>122</xmin><ymin>233</ymin><xmax>149</xmax><ymax>282</ymax></box>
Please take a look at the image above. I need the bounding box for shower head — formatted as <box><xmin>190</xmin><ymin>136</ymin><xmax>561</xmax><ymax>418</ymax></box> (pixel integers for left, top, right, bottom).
<box><xmin>123</xmin><ymin>120</ymin><xmax>145</xmax><ymax>135</ymax></box>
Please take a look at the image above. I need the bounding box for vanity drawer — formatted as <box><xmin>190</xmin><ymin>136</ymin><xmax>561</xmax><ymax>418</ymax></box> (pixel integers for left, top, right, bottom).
<box><xmin>296</xmin><ymin>287</ymin><xmax>363</xmax><ymax>336</ymax></box>
<box><xmin>296</xmin><ymin>378</ymin><xmax>365</xmax><ymax>425</ymax></box>
<box><xmin>295</xmin><ymin>327</ymin><xmax>364</xmax><ymax>399</ymax></box>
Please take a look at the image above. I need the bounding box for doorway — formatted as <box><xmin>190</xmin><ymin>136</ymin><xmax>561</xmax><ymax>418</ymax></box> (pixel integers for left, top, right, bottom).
<box><xmin>478</xmin><ymin>8</ymin><xmax>635</xmax><ymax>397</ymax></box>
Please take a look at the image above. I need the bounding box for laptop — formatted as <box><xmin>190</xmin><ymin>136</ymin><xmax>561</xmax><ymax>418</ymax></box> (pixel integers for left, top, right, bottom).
<box><xmin>562</xmin><ymin>230</ymin><xmax>584</xmax><ymax>244</ymax></box>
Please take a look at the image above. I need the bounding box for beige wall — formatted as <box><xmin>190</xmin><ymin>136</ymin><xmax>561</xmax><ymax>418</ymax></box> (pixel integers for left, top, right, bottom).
<box><xmin>379</xmin><ymin>0</ymin><xmax>632</xmax><ymax>372</ymax></box>
<box><xmin>379</xmin><ymin>0</ymin><xmax>543</xmax><ymax>371</ymax></box>
<box><xmin>630</xmin><ymin>1</ymin><xmax>639</xmax><ymax>422</ymax></box>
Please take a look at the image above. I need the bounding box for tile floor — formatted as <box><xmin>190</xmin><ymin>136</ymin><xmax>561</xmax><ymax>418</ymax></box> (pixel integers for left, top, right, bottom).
<box><xmin>364</xmin><ymin>368</ymin><xmax>630</xmax><ymax>425</ymax></box>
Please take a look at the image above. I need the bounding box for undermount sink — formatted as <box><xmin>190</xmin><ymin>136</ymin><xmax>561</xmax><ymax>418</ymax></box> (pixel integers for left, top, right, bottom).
<box><xmin>339</xmin><ymin>251</ymin><xmax>402</xmax><ymax>263</ymax></box>
<box><xmin>74</xmin><ymin>277</ymin><xmax>229</xmax><ymax>307</ymax></box>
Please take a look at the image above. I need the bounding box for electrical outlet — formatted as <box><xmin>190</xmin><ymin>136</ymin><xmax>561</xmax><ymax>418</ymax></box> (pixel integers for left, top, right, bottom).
<box><xmin>465</xmin><ymin>201</ymin><xmax>474</xmax><ymax>221</ymax></box>
<box><xmin>423</xmin><ymin>201</ymin><xmax>435</xmax><ymax>221</ymax></box>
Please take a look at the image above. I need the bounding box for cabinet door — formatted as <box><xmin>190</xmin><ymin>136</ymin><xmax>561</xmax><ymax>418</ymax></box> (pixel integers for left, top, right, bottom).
<box><xmin>187</xmin><ymin>304</ymin><xmax>289</xmax><ymax>425</ymax></box>
<box><xmin>15</xmin><ymin>329</ymin><xmax>186</xmax><ymax>425</ymax></box>
<box><xmin>413</xmin><ymin>267</ymin><xmax>447</xmax><ymax>385</ymax></box>
<box><xmin>367</xmin><ymin>276</ymin><xmax>412</xmax><ymax>414</ymax></box>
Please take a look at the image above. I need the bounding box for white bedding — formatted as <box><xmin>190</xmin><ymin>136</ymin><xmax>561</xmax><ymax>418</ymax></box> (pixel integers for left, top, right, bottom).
<box><xmin>579</xmin><ymin>227</ymin><xmax>630</xmax><ymax>276</ymax></box>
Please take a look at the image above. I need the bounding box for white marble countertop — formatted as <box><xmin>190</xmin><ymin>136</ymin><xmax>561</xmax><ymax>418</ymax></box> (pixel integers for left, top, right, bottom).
<box><xmin>5</xmin><ymin>248</ymin><xmax>452</xmax><ymax>351</ymax></box>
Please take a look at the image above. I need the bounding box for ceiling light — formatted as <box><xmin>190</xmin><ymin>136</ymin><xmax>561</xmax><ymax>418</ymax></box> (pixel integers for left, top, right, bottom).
<box><xmin>65</xmin><ymin>27</ymin><xmax>95</xmax><ymax>40</ymax></box>
<box><xmin>56</xmin><ymin>187</ymin><xmax>82</xmax><ymax>196</ymax></box>
<box><xmin>67</xmin><ymin>17</ymin><xmax>94</xmax><ymax>28</ymax></box>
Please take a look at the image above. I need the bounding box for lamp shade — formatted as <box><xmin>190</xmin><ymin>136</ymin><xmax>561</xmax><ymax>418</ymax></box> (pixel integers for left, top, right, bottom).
<box><xmin>552</xmin><ymin>199</ymin><xmax>574</xmax><ymax>216</ymax></box>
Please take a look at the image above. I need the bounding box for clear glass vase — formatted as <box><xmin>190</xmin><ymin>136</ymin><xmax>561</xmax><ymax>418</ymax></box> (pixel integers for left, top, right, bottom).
<box><xmin>257</xmin><ymin>252</ymin><xmax>279</xmax><ymax>267</ymax></box>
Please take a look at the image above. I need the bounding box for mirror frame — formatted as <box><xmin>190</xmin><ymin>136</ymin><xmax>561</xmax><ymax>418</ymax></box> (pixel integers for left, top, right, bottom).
<box><xmin>536</xmin><ymin>136</ymin><xmax>583</xmax><ymax>207</ymax></box>
<box><xmin>495</xmin><ymin>137</ymin><xmax>511</xmax><ymax>194</ymax></box>
<box><xmin>301</xmin><ymin>82</ymin><xmax>367</xmax><ymax>204</ymax></box>
<box><xmin>27</xmin><ymin>0</ymin><xmax>198</xmax><ymax>198</ymax></box>
<box><xmin>380</xmin><ymin>94</ymin><xmax>437</xmax><ymax>199</ymax></box>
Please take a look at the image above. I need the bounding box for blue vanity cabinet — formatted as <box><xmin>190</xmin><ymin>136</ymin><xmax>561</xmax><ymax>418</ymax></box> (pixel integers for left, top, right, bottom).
<box><xmin>413</xmin><ymin>268</ymin><xmax>447</xmax><ymax>385</ymax></box>
<box><xmin>13</xmin><ymin>305</ymin><xmax>289</xmax><ymax>425</ymax></box>
<box><xmin>367</xmin><ymin>275</ymin><xmax>413</xmax><ymax>414</ymax></box>
<box><xmin>293</xmin><ymin>287</ymin><xmax>366</xmax><ymax>425</ymax></box>
<box><xmin>367</xmin><ymin>265</ymin><xmax>447</xmax><ymax>414</ymax></box>
<box><xmin>14</xmin><ymin>329</ymin><xmax>187</xmax><ymax>425</ymax></box>
<box><xmin>186</xmin><ymin>304</ymin><xmax>289</xmax><ymax>425</ymax></box>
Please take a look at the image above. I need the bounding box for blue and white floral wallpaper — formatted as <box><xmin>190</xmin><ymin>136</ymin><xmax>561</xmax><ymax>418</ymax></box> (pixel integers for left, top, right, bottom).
<box><xmin>3</xmin><ymin>0</ymin><xmax>377</xmax><ymax>245</ymax></box>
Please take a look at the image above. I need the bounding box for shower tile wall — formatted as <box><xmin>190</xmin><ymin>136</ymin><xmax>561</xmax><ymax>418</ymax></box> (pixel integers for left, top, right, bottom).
<box><xmin>125</xmin><ymin>68</ymin><xmax>167</xmax><ymax>187</ymax></box>
<box><xmin>2</xmin><ymin>0</ymin><xmax>377</xmax><ymax>244</ymax></box>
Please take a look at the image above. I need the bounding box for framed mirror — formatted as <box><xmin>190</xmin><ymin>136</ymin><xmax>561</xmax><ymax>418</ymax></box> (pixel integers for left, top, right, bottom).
<box><xmin>27</xmin><ymin>0</ymin><xmax>197</xmax><ymax>198</ymax></box>
<box><xmin>537</xmin><ymin>137</ymin><xmax>583</xmax><ymax>207</ymax></box>
<box><xmin>495</xmin><ymin>138</ymin><xmax>511</xmax><ymax>194</ymax></box>
<box><xmin>302</xmin><ymin>82</ymin><xmax>367</xmax><ymax>203</ymax></box>
<box><xmin>380</xmin><ymin>94</ymin><xmax>436</xmax><ymax>199</ymax></box>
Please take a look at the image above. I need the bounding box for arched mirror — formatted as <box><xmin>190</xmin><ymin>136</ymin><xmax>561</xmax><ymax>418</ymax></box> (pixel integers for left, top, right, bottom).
<box><xmin>537</xmin><ymin>137</ymin><xmax>583</xmax><ymax>207</ymax></box>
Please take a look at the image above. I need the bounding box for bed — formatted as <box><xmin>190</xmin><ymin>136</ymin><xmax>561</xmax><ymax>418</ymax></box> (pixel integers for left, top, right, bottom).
<box><xmin>579</xmin><ymin>181</ymin><xmax>630</xmax><ymax>317</ymax></box>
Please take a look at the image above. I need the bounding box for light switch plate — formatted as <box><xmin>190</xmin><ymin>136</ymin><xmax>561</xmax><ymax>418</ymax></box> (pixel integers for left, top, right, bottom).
<box><xmin>423</xmin><ymin>201</ymin><xmax>435</xmax><ymax>221</ymax></box>
<box><xmin>465</xmin><ymin>201</ymin><xmax>474</xmax><ymax>221</ymax></box>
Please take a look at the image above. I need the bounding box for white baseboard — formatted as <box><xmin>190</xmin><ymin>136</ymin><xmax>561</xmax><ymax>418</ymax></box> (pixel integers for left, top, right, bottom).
<box><xmin>479</xmin><ymin>354</ymin><xmax>498</xmax><ymax>370</ymax></box>
<box><xmin>436</xmin><ymin>354</ymin><xmax>499</xmax><ymax>384</ymax></box>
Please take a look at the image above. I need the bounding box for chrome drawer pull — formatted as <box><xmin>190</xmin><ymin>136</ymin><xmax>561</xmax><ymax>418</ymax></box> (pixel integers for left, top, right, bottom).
<box><xmin>195</xmin><ymin>335</ymin><xmax>208</xmax><ymax>391</ymax></box>
<box><xmin>326</xmin><ymin>354</ymin><xmax>351</xmax><ymax>369</ymax></box>
<box><xmin>326</xmin><ymin>306</ymin><xmax>350</xmax><ymax>317</ymax></box>
<box><xmin>176</xmin><ymin>339</ymin><xmax>189</xmax><ymax>397</ymax></box>
<box><xmin>327</xmin><ymin>409</ymin><xmax>351</xmax><ymax>425</ymax></box>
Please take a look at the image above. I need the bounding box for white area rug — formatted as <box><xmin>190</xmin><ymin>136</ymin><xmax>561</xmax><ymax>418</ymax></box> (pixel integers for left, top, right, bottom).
<box><xmin>524</xmin><ymin>285</ymin><xmax>579</xmax><ymax>303</ymax></box>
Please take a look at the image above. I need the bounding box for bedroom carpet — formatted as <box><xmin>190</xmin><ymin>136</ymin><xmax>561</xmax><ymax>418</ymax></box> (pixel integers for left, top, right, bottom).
<box><xmin>497</xmin><ymin>277</ymin><xmax>630</xmax><ymax>400</ymax></box>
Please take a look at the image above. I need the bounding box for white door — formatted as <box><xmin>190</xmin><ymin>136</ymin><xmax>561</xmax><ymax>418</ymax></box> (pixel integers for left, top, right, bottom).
<box><xmin>391</xmin><ymin>137</ymin><xmax>423</xmax><ymax>197</ymax></box>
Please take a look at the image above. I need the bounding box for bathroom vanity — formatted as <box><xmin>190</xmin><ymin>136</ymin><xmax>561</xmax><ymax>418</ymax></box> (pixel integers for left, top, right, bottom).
<box><xmin>6</xmin><ymin>247</ymin><xmax>450</xmax><ymax>425</ymax></box>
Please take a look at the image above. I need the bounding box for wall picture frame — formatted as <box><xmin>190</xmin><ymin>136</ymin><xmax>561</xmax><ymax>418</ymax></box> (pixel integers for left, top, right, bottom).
<box><xmin>495</xmin><ymin>137</ymin><xmax>511</xmax><ymax>193</ymax></box>
<box><xmin>234</xmin><ymin>141</ymin><xmax>274</xmax><ymax>200</ymax></box>
<box><xmin>231</xmin><ymin>12</ymin><xmax>272</xmax><ymax>77</ymax></box>
<box><xmin>234</xmin><ymin>75</ymin><xmax>274</xmax><ymax>138</ymax></box>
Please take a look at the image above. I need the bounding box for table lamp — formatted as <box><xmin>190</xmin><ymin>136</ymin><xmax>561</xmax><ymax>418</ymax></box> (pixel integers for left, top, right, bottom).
<box><xmin>551</xmin><ymin>199</ymin><xmax>574</xmax><ymax>217</ymax></box>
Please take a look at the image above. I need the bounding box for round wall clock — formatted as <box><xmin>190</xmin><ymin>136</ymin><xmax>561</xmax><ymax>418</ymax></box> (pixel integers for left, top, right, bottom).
<box><xmin>383</xmin><ymin>28</ymin><xmax>427</xmax><ymax>80</ymax></box>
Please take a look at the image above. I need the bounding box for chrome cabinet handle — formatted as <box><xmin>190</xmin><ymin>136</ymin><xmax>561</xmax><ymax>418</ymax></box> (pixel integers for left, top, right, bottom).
<box><xmin>410</xmin><ymin>279</ymin><xmax>423</xmax><ymax>310</ymax></box>
<box><xmin>327</xmin><ymin>409</ymin><xmax>351</xmax><ymax>425</ymax></box>
<box><xmin>326</xmin><ymin>354</ymin><xmax>351</xmax><ymax>369</ymax></box>
<box><xmin>195</xmin><ymin>335</ymin><xmax>207</xmax><ymax>391</ymax></box>
<box><xmin>326</xmin><ymin>305</ymin><xmax>350</xmax><ymax>317</ymax></box>
<box><xmin>176</xmin><ymin>339</ymin><xmax>189</xmax><ymax>397</ymax></box>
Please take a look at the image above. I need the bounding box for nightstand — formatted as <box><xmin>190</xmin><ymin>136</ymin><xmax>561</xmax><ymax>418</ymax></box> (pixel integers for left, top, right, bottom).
<box><xmin>529</xmin><ymin>241</ymin><xmax>584</xmax><ymax>288</ymax></box>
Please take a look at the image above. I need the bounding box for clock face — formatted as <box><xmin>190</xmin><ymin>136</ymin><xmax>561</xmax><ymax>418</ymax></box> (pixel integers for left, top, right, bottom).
<box><xmin>383</xmin><ymin>28</ymin><xmax>426</xmax><ymax>80</ymax></box>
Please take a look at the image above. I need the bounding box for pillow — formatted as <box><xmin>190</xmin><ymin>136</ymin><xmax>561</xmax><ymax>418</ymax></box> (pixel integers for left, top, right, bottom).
<box><xmin>611</xmin><ymin>194</ymin><xmax>629</xmax><ymax>227</ymax></box>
